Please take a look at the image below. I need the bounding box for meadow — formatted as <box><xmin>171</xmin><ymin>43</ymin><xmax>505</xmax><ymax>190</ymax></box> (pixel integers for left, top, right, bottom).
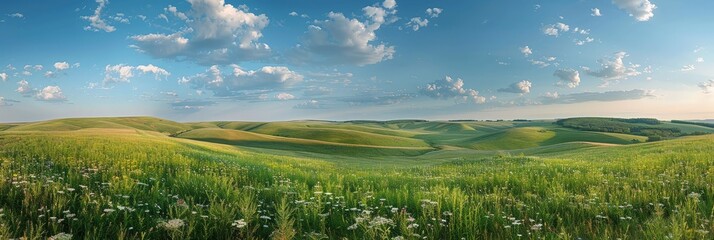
<box><xmin>0</xmin><ymin>117</ymin><xmax>713</xmax><ymax>239</ymax></box>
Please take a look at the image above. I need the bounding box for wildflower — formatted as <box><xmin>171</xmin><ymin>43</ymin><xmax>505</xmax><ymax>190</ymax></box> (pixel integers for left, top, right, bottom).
<box><xmin>103</xmin><ymin>208</ymin><xmax>115</xmax><ymax>213</ymax></box>
<box><xmin>369</xmin><ymin>216</ymin><xmax>394</xmax><ymax>228</ymax></box>
<box><xmin>530</xmin><ymin>224</ymin><xmax>543</xmax><ymax>231</ymax></box>
<box><xmin>391</xmin><ymin>208</ymin><xmax>399</xmax><ymax>213</ymax></box>
<box><xmin>159</xmin><ymin>219</ymin><xmax>185</xmax><ymax>231</ymax></box>
<box><xmin>49</xmin><ymin>232</ymin><xmax>73</xmax><ymax>240</ymax></box>
<box><xmin>232</xmin><ymin>219</ymin><xmax>247</xmax><ymax>229</ymax></box>
<box><xmin>688</xmin><ymin>192</ymin><xmax>701</xmax><ymax>199</ymax></box>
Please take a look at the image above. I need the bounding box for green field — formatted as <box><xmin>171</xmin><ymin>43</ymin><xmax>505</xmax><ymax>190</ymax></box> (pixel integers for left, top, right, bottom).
<box><xmin>0</xmin><ymin>117</ymin><xmax>713</xmax><ymax>239</ymax></box>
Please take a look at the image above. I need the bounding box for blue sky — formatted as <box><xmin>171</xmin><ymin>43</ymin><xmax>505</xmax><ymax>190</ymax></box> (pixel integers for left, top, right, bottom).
<box><xmin>0</xmin><ymin>0</ymin><xmax>712</xmax><ymax>122</ymax></box>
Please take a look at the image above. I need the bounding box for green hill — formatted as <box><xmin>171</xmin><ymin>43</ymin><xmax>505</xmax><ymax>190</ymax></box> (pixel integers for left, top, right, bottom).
<box><xmin>461</xmin><ymin>127</ymin><xmax>646</xmax><ymax>150</ymax></box>
<box><xmin>5</xmin><ymin>116</ymin><xmax>191</xmax><ymax>134</ymax></box>
<box><xmin>176</xmin><ymin>128</ymin><xmax>433</xmax><ymax>156</ymax></box>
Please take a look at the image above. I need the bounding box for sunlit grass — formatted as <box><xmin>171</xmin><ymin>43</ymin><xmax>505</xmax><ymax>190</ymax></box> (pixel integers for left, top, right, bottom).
<box><xmin>0</xmin><ymin>128</ymin><xmax>712</xmax><ymax>239</ymax></box>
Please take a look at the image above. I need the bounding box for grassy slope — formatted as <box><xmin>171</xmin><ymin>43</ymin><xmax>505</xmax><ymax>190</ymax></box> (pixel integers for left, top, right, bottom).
<box><xmin>5</xmin><ymin>117</ymin><xmax>191</xmax><ymax>134</ymax></box>
<box><xmin>176</xmin><ymin>128</ymin><xmax>433</xmax><ymax>157</ymax></box>
<box><xmin>458</xmin><ymin>127</ymin><xmax>647</xmax><ymax>150</ymax></box>
<box><xmin>1</xmin><ymin>124</ymin><xmax>713</xmax><ymax>239</ymax></box>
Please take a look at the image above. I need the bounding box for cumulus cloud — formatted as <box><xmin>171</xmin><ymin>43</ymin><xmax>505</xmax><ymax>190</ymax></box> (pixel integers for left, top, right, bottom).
<box><xmin>136</xmin><ymin>64</ymin><xmax>171</xmax><ymax>79</ymax></box>
<box><xmin>613</xmin><ymin>0</ymin><xmax>656</xmax><ymax>21</ymax></box>
<box><xmin>290</xmin><ymin>1</ymin><xmax>396</xmax><ymax>66</ymax></box>
<box><xmin>82</xmin><ymin>0</ymin><xmax>116</xmax><ymax>32</ymax></box>
<box><xmin>699</xmin><ymin>80</ymin><xmax>714</xmax><ymax>94</ymax></box>
<box><xmin>276</xmin><ymin>92</ymin><xmax>295</xmax><ymax>100</ymax></box>
<box><xmin>103</xmin><ymin>64</ymin><xmax>170</xmax><ymax>84</ymax></box>
<box><xmin>543</xmin><ymin>22</ymin><xmax>569</xmax><ymax>36</ymax></box>
<box><xmin>585</xmin><ymin>52</ymin><xmax>641</xmax><ymax>81</ymax></box>
<box><xmin>44</xmin><ymin>71</ymin><xmax>57</xmax><ymax>78</ymax></box>
<box><xmin>406</xmin><ymin>17</ymin><xmax>428</xmax><ymax>31</ymax></box>
<box><xmin>520</xmin><ymin>46</ymin><xmax>532</xmax><ymax>57</ymax></box>
<box><xmin>426</xmin><ymin>8</ymin><xmax>443</xmax><ymax>18</ymax></box>
<box><xmin>554</xmin><ymin>69</ymin><xmax>581</xmax><ymax>88</ymax></box>
<box><xmin>696</xmin><ymin>57</ymin><xmax>704</xmax><ymax>63</ymax></box>
<box><xmin>104</xmin><ymin>64</ymin><xmax>135</xmax><ymax>83</ymax></box>
<box><xmin>54</xmin><ymin>62</ymin><xmax>70</xmax><ymax>71</ymax></box>
<box><xmin>16</xmin><ymin>80</ymin><xmax>33</xmax><ymax>96</ymax></box>
<box><xmin>131</xmin><ymin>0</ymin><xmax>271</xmax><ymax>65</ymax></box>
<box><xmin>9</xmin><ymin>13</ymin><xmax>24</xmax><ymax>18</ymax></box>
<box><xmin>591</xmin><ymin>8</ymin><xmax>602</xmax><ymax>17</ymax></box>
<box><xmin>35</xmin><ymin>86</ymin><xmax>67</xmax><ymax>102</ymax></box>
<box><xmin>0</xmin><ymin>73</ymin><xmax>7</xmax><ymax>81</ymax></box>
<box><xmin>180</xmin><ymin>65</ymin><xmax>303</xmax><ymax>97</ymax></box>
<box><xmin>383</xmin><ymin>0</ymin><xmax>397</xmax><ymax>9</ymax></box>
<box><xmin>498</xmin><ymin>80</ymin><xmax>532</xmax><ymax>94</ymax></box>
<box><xmin>542</xmin><ymin>89</ymin><xmax>654</xmax><ymax>104</ymax></box>
<box><xmin>420</xmin><ymin>76</ymin><xmax>486</xmax><ymax>103</ymax></box>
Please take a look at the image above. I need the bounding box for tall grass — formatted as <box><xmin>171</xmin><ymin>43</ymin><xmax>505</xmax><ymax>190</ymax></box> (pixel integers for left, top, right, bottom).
<box><xmin>0</xmin><ymin>130</ymin><xmax>712</xmax><ymax>239</ymax></box>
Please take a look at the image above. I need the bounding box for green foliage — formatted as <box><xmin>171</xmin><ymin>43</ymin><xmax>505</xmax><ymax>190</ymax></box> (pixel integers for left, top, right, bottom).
<box><xmin>671</xmin><ymin>120</ymin><xmax>714</xmax><ymax>129</ymax></box>
<box><xmin>555</xmin><ymin>117</ymin><xmax>689</xmax><ymax>140</ymax></box>
<box><xmin>0</xmin><ymin>117</ymin><xmax>713</xmax><ymax>239</ymax></box>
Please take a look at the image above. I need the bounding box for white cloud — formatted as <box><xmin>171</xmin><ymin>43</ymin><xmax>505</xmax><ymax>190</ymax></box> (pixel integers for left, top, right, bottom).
<box><xmin>180</xmin><ymin>65</ymin><xmax>303</xmax><ymax>96</ymax></box>
<box><xmin>696</xmin><ymin>57</ymin><xmax>704</xmax><ymax>63</ymax></box>
<box><xmin>575</xmin><ymin>37</ymin><xmax>594</xmax><ymax>46</ymax></box>
<box><xmin>406</xmin><ymin>17</ymin><xmax>428</xmax><ymax>31</ymax></box>
<box><xmin>291</xmin><ymin>2</ymin><xmax>396</xmax><ymax>66</ymax></box>
<box><xmin>36</xmin><ymin>86</ymin><xmax>67</xmax><ymax>102</ymax></box>
<box><xmin>276</xmin><ymin>92</ymin><xmax>296</xmax><ymax>100</ymax></box>
<box><xmin>520</xmin><ymin>46</ymin><xmax>533</xmax><ymax>57</ymax></box>
<box><xmin>543</xmin><ymin>22</ymin><xmax>570</xmax><ymax>36</ymax></box>
<box><xmin>136</xmin><ymin>64</ymin><xmax>170</xmax><ymax>79</ymax></box>
<box><xmin>104</xmin><ymin>64</ymin><xmax>170</xmax><ymax>83</ymax></box>
<box><xmin>554</xmin><ymin>69</ymin><xmax>581</xmax><ymax>88</ymax></box>
<box><xmin>16</xmin><ymin>80</ymin><xmax>33</xmax><ymax>96</ymax></box>
<box><xmin>426</xmin><ymin>8</ymin><xmax>443</xmax><ymax>18</ymax></box>
<box><xmin>544</xmin><ymin>92</ymin><xmax>559</xmax><ymax>99</ymax></box>
<box><xmin>44</xmin><ymin>71</ymin><xmax>56</xmax><ymax>78</ymax></box>
<box><xmin>131</xmin><ymin>0</ymin><xmax>271</xmax><ymax>65</ymax></box>
<box><xmin>699</xmin><ymin>80</ymin><xmax>714</xmax><ymax>94</ymax></box>
<box><xmin>82</xmin><ymin>0</ymin><xmax>116</xmax><ymax>32</ymax></box>
<box><xmin>165</xmin><ymin>5</ymin><xmax>188</xmax><ymax>21</ymax></box>
<box><xmin>0</xmin><ymin>73</ymin><xmax>7</xmax><ymax>81</ymax></box>
<box><xmin>585</xmin><ymin>52</ymin><xmax>641</xmax><ymax>80</ymax></box>
<box><xmin>420</xmin><ymin>76</ymin><xmax>486</xmax><ymax>103</ymax></box>
<box><xmin>591</xmin><ymin>8</ymin><xmax>602</xmax><ymax>17</ymax></box>
<box><xmin>383</xmin><ymin>0</ymin><xmax>397</xmax><ymax>9</ymax></box>
<box><xmin>54</xmin><ymin>62</ymin><xmax>70</xmax><ymax>71</ymax></box>
<box><xmin>498</xmin><ymin>80</ymin><xmax>532</xmax><ymax>94</ymax></box>
<box><xmin>104</xmin><ymin>64</ymin><xmax>135</xmax><ymax>83</ymax></box>
<box><xmin>681</xmin><ymin>65</ymin><xmax>696</xmax><ymax>72</ymax></box>
<box><xmin>9</xmin><ymin>13</ymin><xmax>24</xmax><ymax>18</ymax></box>
<box><xmin>529</xmin><ymin>59</ymin><xmax>550</xmax><ymax>68</ymax></box>
<box><xmin>158</xmin><ymin>14</ymin><xmax>169</xmax><ymax>22</ymax></box>
<box><xmin>289</xmin><ymin>11</ymin><xmax>298</xmax><ymax>16</ymax></box>
<box><xmin>613</xmin><ymin>0</ymin><xmax>656</xmax><ymax>21</ymax></box>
